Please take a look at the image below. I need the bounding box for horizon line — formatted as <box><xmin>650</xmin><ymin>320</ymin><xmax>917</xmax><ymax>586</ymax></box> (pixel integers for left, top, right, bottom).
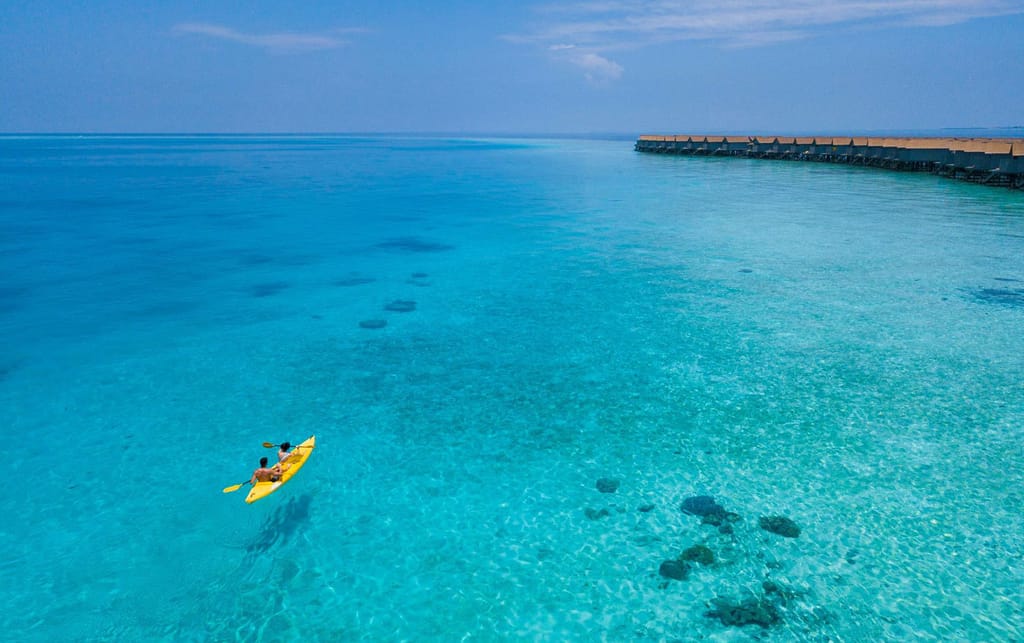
<box><xmin>1</xmin><ymin>127</ymin><xmax>1022</xmax><ymax>139</ymax></box>
<box><xmin>0</xmin><ymin>131</ymin><xmax>639</xmax><ymax>138</ymax></box>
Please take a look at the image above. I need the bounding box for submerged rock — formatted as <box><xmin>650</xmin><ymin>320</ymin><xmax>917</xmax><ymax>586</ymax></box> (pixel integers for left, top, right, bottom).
<box><xmin>334</xmin><ymin>276</ymin><xmax>376</xmax><ymax>287</ymax></box>
<box><xmin>407</xmin><ymin>271</ymin><xmax>431</xmax><ymax>286</ymax></box>
<box><xmin>359</xmin><ymin>319</ymin><xmax>387</xmax><ymax>329</ymax></box>
<box><xmin>762</xmin><ymin>580</ymin><xmax>803</xmax><ymax>606</ymax></box>
<box><xmin>638</xmin><ymin>503</ymin><xmax>656</xmax><ymax>513</ymax></box>
<box><xmin>759</xmin><ymin>515</ymin><xmax>801</xmax><ymax>538</ymax></box>
<box><xmin>681</xmin><ymin>495</ymin><xmax>724</xmax><ymax>517</ymax></box>
<box><xmin>680</xmin><ymin>544</ymin><xmax>715</xmax><ymax>566</ymax></box>
<box><xmin>584</xmin><ymin>507</ymin><xmax>611</xmax><ymax>520</ymax></box>
<box><xmin>971</xmin><ymin>287</ymin><xmax>1024</xmax><ymax>307</ymax></box>
<box><xmin>658</xmin><ymin>559</ymin><xmax>690</xmax><ymax>580</ymax></box>
<box><xmin>706</xmin><ymin>595</ymin><xmax>780</xmax><ymax>629</ymax></box>
<box><xmin>384</xmin><ymin>300</ymin><xmax>416</xmax><ymax>312</ymax></box>
<box><xmin>701</xmin><ymin>510</ymin><xmax>741</xmax><ymax>527</ymax></box>
<box><xmin>250</xmin><ymin>281</ymin><xmax>289</xmax><ymax>297</ymax></box>
<box><xmin>596</xmin><ymin>478</ymin><xmax>620</xmax><ymax>493</ymax></box>
<box><xmin>375</xmin><ymin>237</ymin><xmax>454</xmax><ymax>253</ymax></box>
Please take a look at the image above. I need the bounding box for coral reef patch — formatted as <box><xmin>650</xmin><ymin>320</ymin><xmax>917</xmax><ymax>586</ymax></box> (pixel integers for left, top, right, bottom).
<box><xmin>407</xmin><ymin>272</ymin><xmax>431</xmax><ymax>286</ymax></box>
<box><xmin>681</xmin><ymin>495</ymin><xmax>723</xmax><ymax>517</ymax></box>
<box><xmin>658</xmin><ymin>559</ymin><xmax>690</xmax><ymax>581</ymax></box>
<box><xmin>969</xmin><ymin>287</ymin><xmax>1024</xmax><ymax>307</ymax></box>
<box><xmin>384</xmin><ymin>300</ymin><xmax>416</xmax><ymax>312</ymax></box>
<box><xmin>334</xmin><ymin>276</ymin><xmax>376</xmax><ymax>287</ymax></box>
<box><xmin>706</xmin><ymin>594</ymin><xmax>780</xmax><ymax>629</ymax></box>
<box><xmin>250</xmin><ymin>282</ymin><xmax>289</xmax><ymax>297</ymax></box>
<box><xmin>680</xmin><ymin>544</ymin><xmax>715</xmax><ymax>566</ymax></box>
<box><xmin>375</xmin><ymin>237</ymin><xmax>454</xmax><ymax>253</ymax></box>
<box><xmin>759</xmin><ymin>515</ymin><xmax>801</xmax><ymax>538</ymax></box>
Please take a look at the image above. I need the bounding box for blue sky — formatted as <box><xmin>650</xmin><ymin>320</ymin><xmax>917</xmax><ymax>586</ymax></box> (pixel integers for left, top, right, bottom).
<box><xmin>1</xmin><ymin>0</ymin><xmax>1023</xmax><ymax>134</ymax></box>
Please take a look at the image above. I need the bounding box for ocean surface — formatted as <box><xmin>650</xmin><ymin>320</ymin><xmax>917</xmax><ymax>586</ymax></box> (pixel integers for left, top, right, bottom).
<box><xmin>2</xmin><ymin>136</ymin><xmax>1023</xmax><ymax>642</ymax></box>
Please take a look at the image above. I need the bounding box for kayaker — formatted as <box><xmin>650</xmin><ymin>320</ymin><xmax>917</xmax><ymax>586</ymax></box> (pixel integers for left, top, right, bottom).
<box><xmin>277</xmin><ymin>442</ymin><xmax>294</xmax><ymax>463</ymax></box>
<box><xmin>250</xmin><ymin>457</ymin><xmax>282</xmax><ymax>484</ymax></box>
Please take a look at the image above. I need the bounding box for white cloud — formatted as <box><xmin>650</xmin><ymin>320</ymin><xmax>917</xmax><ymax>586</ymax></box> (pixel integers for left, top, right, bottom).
<box><xmin>530</xmin><ymin>0</ymin><xmax>1024</xmax><ymax>44</ymax></box>
<box><xmin>571</xmin><ymin>51</ymin><xmax>625</xmax><ymax>83</ymax></box>
<box><xmin>515</xmin><ymin>0</ymin><xmax>1024</xmax><ymax>79</ymax></box>
<box><xmin>175</xmin><ymin>23</ymin><xmax>354</xmax><ymax>52</ymax></box>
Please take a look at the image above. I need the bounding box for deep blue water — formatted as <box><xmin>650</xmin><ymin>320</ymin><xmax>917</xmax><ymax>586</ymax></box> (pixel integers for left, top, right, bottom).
<box><xmin>2</xmin><ymin>136</ymin><xmax>1023</xmax><ymax>641</ymax></box>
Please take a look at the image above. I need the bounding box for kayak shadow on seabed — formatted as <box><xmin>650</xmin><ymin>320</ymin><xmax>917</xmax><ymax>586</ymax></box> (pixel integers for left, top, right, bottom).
<box><xmin>245</xmin><ymin>494</ymin><xmax>314</xmax><ymax>555</ymax></box>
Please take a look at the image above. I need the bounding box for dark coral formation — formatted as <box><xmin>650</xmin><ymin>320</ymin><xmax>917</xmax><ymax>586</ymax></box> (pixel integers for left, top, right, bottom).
<box><xmin>759</xmin><ymin>515</ymin><xmax>801</xmax><ymax>538</ymax></box>
<box><xmin>681</xmin><ymin>495</ymin><xmax>723</xmax><ymax>517</ymax></box>
<box><xmin>407</xmin><ymin>273</ymin><xmax>431</xmax><ymax>286</ymax></box>
<box><xmin>762</xmin><ymin>580</ymin><xmax>803</xmax><ymax>606</ymax></box>
<box><xmin>359</xmin><ymin>319</ymin><xmax>387</xmax><ymax>329</ymax></box>
<box><xmin>680</xmin><ymin>544</ymin><xmax>715</xmax><ymax>566</ymax></box>
<box><xmin>250</xmin><ymin>282</ymin><xmax>289</xmax><ymax>297</ymax></box>
<box><xmin>375</xmin><ymin>237</ymin><xmax>454</xmax><ymax>253</ymax></box>
<box><xmin>658</xmin><ymin>559</ymin><xmax>690</xmax><ymax>581</ymax></box>
<box><xmin>701</xmin><ymin>510</ymin><xmax>741</xmax><ymax>527</ymax></box>
<box><xmin>334</xmin><ymin>276</ymin><xmax>376</xmax><ymax>287</ymax></box>
<box><xmin>681</xmin><ymin>495</ymin><xmax>740</xmax><ymax>529</ymax></box>
<box><xmin>970</xmin><ymin>287</ymin><xmax>1024</xmax><ymax>307</ymax></box>
<box><xmin>384</xmin><ymin>300</ymin><xmax>416</xmax><ymax>312</ymax></box>
<box><xmin>596</xmin><ymin>478</ymin><xmax>620</xmax><ymax>493</ymax></box>
<box><xmin>706</xmin><ymin>595</ymin><xmax>780</xmax><ymax>629</ymax></box>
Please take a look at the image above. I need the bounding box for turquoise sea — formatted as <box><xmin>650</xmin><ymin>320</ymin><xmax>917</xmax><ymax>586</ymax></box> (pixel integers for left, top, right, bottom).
<box><xmin>2</xmin><ymin>136</ymin><xmax>1023</xmax><ymax>641</ymax></box>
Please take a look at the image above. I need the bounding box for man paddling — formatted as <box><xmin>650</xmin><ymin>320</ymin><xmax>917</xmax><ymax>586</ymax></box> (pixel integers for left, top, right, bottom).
<box><xmin>250</xmin><ymin>457</ymin><xmax>282</xmax><ymax>484</ymax></box>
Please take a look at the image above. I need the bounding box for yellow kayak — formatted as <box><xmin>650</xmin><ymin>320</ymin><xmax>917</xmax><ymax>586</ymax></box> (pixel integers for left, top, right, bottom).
<box><xmin>245</xmin><ymin>435</ymin><xmax>316</xmax><ymax>504</ymax></box>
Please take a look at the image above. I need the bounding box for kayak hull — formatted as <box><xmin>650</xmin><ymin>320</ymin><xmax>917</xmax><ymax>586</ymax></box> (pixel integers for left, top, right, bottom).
<box><xmin>245</xmin><ymin>435</ymin><xmax>316</xmax><ymax>504</ymax></box>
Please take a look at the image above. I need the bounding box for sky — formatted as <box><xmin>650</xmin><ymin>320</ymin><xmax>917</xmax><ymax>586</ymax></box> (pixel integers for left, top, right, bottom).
<box><xmin>1</xmin><ymin>0</ymin><xmax>1023</xmax><ymax>134</ymax></box>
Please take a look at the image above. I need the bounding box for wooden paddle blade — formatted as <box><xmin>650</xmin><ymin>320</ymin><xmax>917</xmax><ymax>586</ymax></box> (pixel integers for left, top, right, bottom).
<box><xmin>262</xmin><ymin>442</ymin><xmax>275</xmax><ymax>448</ymax></box>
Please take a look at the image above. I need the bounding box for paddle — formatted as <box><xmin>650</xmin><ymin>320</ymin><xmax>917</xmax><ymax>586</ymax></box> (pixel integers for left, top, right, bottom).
<box><xmin>222</xmin><ymin>481</ymin><xmax>251</xmax><ymax>494</ymax></box>
<box><xmin>263</xmin><ymin>441</ymin><xmax>305</xmax><ymax>451</ymax></box>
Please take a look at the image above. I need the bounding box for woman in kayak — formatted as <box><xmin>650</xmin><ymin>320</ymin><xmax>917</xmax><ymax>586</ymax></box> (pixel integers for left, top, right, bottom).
<box><xmin>250</xmin><ymin>457</ymin><xmax>282</xmax><ymax>484</ymax></box>
<box><xmin>277</xmin><ymin>442</ymin><xmax>294</xmax><ymax>463</ymax></box>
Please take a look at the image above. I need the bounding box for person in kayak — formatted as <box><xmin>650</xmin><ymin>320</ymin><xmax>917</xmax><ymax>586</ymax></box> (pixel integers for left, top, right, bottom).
<box><xmin>250</xmin><ymin>457</ymin><xmax>282</xmax><ymax>484</ymax></box>
<box><xmin>277</xmin><ymin>442</ymin><xmax>294</xmax><ymax>463</ymax></box>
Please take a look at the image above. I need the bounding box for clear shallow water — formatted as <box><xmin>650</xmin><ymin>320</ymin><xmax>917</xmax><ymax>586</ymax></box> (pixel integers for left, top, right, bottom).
<box><xmin>2</xmin><ymin>136</ymin><xmax>1023</xmax><ymax>641</ymax></box>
